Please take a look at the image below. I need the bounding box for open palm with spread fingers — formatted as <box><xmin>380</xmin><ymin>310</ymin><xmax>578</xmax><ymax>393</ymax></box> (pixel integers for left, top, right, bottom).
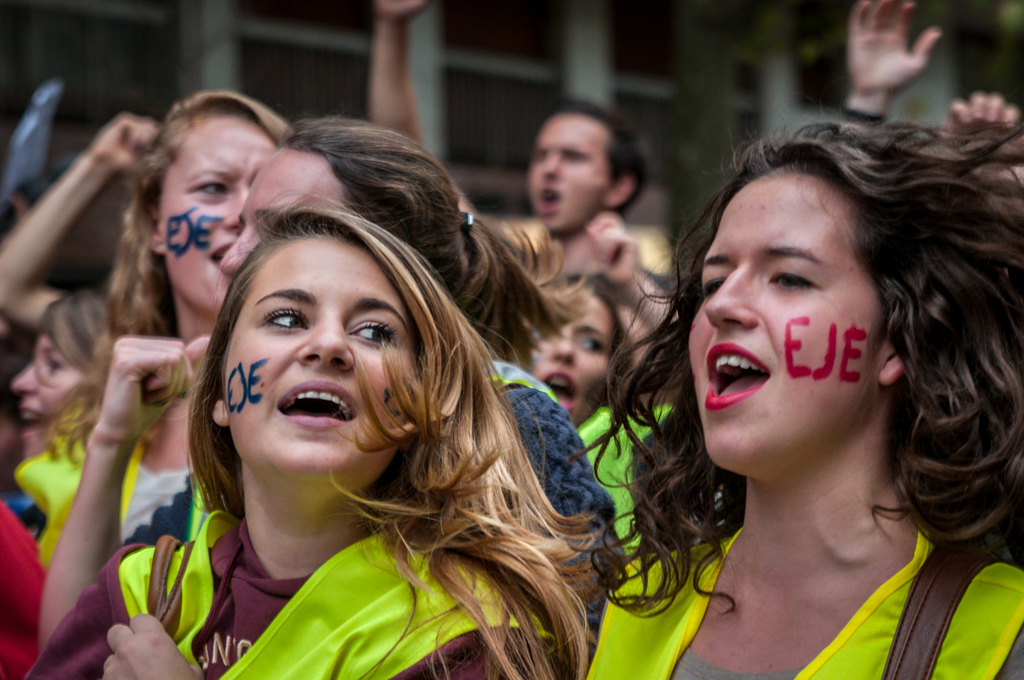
<box><xmin>846</xmin><ymin>0</ymin><xmax>941</xmax><ymax>116</ymax></box>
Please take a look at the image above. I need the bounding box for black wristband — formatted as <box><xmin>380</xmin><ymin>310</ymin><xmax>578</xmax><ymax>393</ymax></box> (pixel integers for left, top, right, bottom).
<box><xmin>842</xmin><ymin>106</ymin><xmax>884</xmax><ymax>123</ymax></box>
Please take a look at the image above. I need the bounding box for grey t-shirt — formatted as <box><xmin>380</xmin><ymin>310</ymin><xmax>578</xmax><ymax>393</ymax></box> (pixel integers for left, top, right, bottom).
<box><xmin>670</xmin><ymin>632</ymin><xmax>1024</xmax><ymax>680</ymax></box>
<box><xmin>671</xmin><ymin>650</ymin><xmax>797</xmax><ymax>680</ymax></box>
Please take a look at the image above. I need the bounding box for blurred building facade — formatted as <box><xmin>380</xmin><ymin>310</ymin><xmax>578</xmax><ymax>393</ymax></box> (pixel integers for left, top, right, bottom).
<box><xmin>0</xmin><ymin>0</ymin><xmax>1016</xmax><ymax>280</ymax></box>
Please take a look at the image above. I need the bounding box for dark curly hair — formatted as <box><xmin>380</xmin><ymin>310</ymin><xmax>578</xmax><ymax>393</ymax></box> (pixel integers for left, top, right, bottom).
<box><xmin>594</xmin><ymin>121</ymin><xmax>1024</xmax><ymax>612</ymax></box>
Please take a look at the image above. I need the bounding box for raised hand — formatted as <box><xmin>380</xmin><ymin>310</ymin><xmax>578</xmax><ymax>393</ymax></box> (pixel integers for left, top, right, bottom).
<box><xmin>103</xmin><ymin>615</ymin><xmax>203</xmax><ymax>680</ymax></box>
<box><xmin>369</xmin><ymin>0</ymin><xmax>432</xmax><ymax>141</ymax></box>
<box><xmin>86</xmin><ymin>113</ymin><xmax>159</xmax><ymax>175</ymax></box>
<box><xmin>586</xmin><ymin>211</ymin><xmax>640</xmax><ymax>291</ymax></box>
<box><xmin>90</xmin><ymin>335</ymin><xmax>208</xmax><ymax>449</ymax></box>
<box><xmin>846</xmin><ymin>0</ymin><xmax>942</xmax><ymax>117</ymax></box>
<box><xmin>373</xmin><ymin>0</ymin><xmax>431</xmax><ymax>23</ymax></box>
<box><xmin>946</xmin><ymin>91</ymin><xmax>1021</xmax><ymax>134</ymax></box>
<box><xmin>0</xmin><ymin>113</ymin><xmax>157</xmax><ymax>332</ymax></box>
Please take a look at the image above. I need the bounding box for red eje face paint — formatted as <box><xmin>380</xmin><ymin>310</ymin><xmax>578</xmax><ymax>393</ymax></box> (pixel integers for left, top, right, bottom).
<box><xmin>784</xmin><ymin>317</ymin><xmax>812</xmax><ymax>378</ymax></box>
<box><xmin>813</xmin><ymin>323</ymin><xmax>837</xmax><ymax>380</ymax></box>
<box><xmin>785</xmin><ymin>317</ymin><xmax>864</xmax><ymax>382</ymax></box>
<box><xmin>840</xmin><ymin>325</ymin><xmax>867</xmax><ymax>382</ymax></box>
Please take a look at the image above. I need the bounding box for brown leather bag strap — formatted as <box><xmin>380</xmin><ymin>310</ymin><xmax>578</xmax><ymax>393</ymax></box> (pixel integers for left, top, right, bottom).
<box><xmin>145</xmin><ymin>534</ymin><xmax>195</xmax><ymax>637</ymax></box>
<box><xmin>881</xmin><ymin>547</ymin><xmax>996</xmax><ymax>680</ymax></box>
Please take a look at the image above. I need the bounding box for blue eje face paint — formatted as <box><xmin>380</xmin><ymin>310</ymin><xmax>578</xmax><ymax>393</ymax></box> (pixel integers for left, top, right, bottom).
<box><xmin>166</xmin><ymin>207</ymin><xmax>219</xmax><ymax>257</ymax></box>
<box><xmin>226</xmin><ymin>358</ymin><xmax>269</xmax><ymax>413</ymax></box>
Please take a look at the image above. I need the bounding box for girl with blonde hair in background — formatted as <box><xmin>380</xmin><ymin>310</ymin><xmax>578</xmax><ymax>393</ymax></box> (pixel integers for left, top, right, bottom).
<box><xmin>34</xmin><ymin>90</ymin><xmax>287</xmax><ymax>646</ymax></box>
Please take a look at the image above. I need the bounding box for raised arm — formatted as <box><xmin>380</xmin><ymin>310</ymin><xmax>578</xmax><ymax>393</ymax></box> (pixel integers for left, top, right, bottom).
<box><xmin>0</xmin><ymin>113</ymin><xmax>157</xmax><ymax>331</ymax></box>
<box><xmin>39</xmin><ymin>336</ymin><xmax>205</xmax><ymax>648</ymax></box>
<box><xmin>586</xmin><ymin>212</ymin><xmax>668</xmax><ymax>336</ymax></box>
<box><xmin>845</xmin><ymin>0</ymin><xmax>941</xmax><ymax>120</ymax></box>
<box><xmin>368</xmin><ymin>0</ymin><xmax>431</xmax><ymax>142</ymax></box>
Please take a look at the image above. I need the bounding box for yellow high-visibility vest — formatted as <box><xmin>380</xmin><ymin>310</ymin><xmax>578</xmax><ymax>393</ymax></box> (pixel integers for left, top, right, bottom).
<box><xmin>589</xmin><ymin>531</ymin><xmax>1024</xmax><ymax>680</ymax></box>
<box><xmin>119</xmin><ymin>512</ymin><xmax>492</xmax><ymax>679</ymax></box>
<box><xmin>16</xmin><ymin>438</ymin><xmax>145</xmax><ymax>566</ymax></box>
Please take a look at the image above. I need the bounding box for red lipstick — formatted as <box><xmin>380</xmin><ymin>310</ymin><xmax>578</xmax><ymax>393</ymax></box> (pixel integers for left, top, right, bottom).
<box><xmin>704</xmin><ymin>343</ymin><xmax>770</xmax><ymax>411</ymax></box>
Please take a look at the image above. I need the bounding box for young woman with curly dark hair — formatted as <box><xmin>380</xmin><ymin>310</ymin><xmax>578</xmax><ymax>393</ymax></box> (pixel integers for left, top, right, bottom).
<box><xmin>588</xmin><ymin>122</ymin><xmax>1024</xmax><ymax>679</ymax></box>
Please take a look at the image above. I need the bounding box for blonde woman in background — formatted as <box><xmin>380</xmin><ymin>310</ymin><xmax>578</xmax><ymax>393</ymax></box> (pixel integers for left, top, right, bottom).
<box><xmin>35</xmin><ymin>91</ymin><xmax>287</xmax><ymax>646</ymax></box>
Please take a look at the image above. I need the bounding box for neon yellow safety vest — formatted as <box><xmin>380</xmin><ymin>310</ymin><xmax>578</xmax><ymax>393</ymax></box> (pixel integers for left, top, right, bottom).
<box><xmin>588</xmin><ymin>531</ymin><xmax>1024</xmax><ymax>680</ymax></box>
<box><xmin>15</xmin><ymin>438</ymin><xmax>145</xmax><ymax>567</ymax></box>
<box><xmin>492</xmin><ymin>361</ymin><xmax>558</xmax><ymax>401</ymax></box>
<box><xmin>578</xmin><ymin>405</ymin><xmax>671</xmax><ymax>543</ymax></box>
<box><xmin>120</xmin><ymin>512</ymin><xmax>489</xmax><ymax>679</ymax></box>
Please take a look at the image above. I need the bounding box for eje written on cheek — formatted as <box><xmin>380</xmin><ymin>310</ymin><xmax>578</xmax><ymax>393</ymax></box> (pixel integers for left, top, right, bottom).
<box><xmin>166</xmin><ymin>207</ymin><xmax>221</xmax><ymax>257</ymax></box>
<box><xmin>785</xmin><ymin>317</ymin><xmax>867</xmax><ymax>382</ymax></box>
<box><xmin>226</xmin><ymin>359</ymin><xmax>269</xmax><ymax>413</ymax></box>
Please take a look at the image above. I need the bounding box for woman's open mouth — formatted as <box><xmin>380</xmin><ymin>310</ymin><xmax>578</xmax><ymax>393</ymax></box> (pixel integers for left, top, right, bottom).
<box><xmin>706</xmin><ymin>345</ymin><xmax>770</xmax><ymax>411</ymax></box>
<box><xmin>280</xmin><ymin>391</ymin><xmax>353</xmax><ymax>421</ymax></box>
<box><xmin>543</xmin><ymin>371</ymin><xmax>576</xmax><ymax>411</ymax></box>
<box><xmin>277</xmin><ymin>383</ymin><xmax>355</xmax><ymax>429</ymax></box>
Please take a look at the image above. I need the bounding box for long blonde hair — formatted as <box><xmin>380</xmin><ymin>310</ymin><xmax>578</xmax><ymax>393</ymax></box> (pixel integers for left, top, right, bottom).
<box><xmin>63</xmin><ymin>91</ymin><xmax>287</xmax><ymax>450</ymax></box>
<box><xmin>190</xmin><ymin>207</ymin><xmax>592</xmax><ymax>680</ymax></box>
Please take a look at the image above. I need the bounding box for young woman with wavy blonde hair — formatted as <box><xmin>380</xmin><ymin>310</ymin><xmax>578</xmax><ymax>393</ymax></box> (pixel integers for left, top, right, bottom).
<box><xmin>213</xmin><ymin>116</ymin><xmax>614</xmax><ymax>543</ymax></box>
<box><xmin>31</xmin><ymin>206</ymin><xmax>592</xmax><ymax>680</ymax></box>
